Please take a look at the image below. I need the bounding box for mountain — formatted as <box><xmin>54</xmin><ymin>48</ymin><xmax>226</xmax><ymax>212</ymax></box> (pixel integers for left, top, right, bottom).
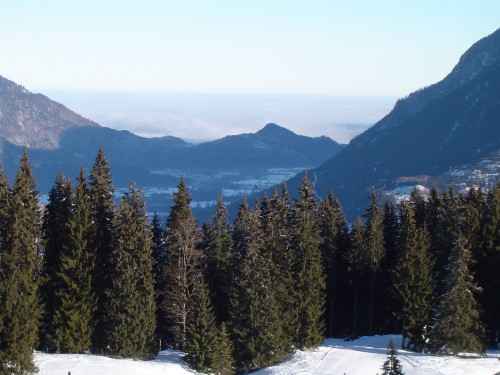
<box><xmin>0</xmin><ymin>76</ymin><xmax>100</xmax><ymax>149</ymax></box>
<box><xmin>0</xmin><ymin>78</ymin><xmax>343</xmax><ymax>216</ymax></box>
<box><xmin>289</xmin><ymin>28</ymin><xmax>500</xmax><ymax>220</ymax></box>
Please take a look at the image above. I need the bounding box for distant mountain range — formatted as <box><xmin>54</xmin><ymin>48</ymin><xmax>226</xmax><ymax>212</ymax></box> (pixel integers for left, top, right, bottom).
<box><xmin>1</xmin><ymin>28</ymin><xmax>498</xmax><ymax>221</ymax></box>
<box><xmin>284</xmin><ymin>28</ymin><xmax>500</xmax><ymax>219</ymax></box>
<box><xmin>0</xmin><ymin>77</ymin><xmax>343</xmax><ymax>216</ymax></box>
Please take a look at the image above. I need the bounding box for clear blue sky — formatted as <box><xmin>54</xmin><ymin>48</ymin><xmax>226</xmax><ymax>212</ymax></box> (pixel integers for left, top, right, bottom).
<box><xmin>1</xmin><ymin>0</ymin><xmax>498</xmax><ymax>97</ymax></box>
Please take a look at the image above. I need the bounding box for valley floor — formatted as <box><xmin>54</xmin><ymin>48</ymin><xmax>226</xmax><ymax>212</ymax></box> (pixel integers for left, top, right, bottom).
<box><xmin>35</xmin><ymin>335</ymin><xmax>500</xmax><ymax>375</ymax></box>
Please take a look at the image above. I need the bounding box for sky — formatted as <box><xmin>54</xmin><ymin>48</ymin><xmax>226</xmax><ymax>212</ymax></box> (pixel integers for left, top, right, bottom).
<box><xmin>0</xmin><ymin>1</ymin><xmax>499</xmax><ymax>142</ymax></box>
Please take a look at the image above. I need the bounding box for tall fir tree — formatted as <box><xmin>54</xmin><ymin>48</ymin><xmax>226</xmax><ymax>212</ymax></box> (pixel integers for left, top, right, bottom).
<box><xmin>104</xmin><ymin>184</ymin><xmax>156</xmax><ymax>358</ymax></box>
<box><xmin>229</xmin><ymin>197</ymin><xmax>285</xmax><ymax>371</ymax></box>
<box><xmin>50</xmin><ymin>169</ymin><xmax>96</xmax><ymax>353</ymax></box>
<box><xmin>430</xmin><ymin>234</ymin><xmax>485</xmax><ymax>355</ymax></box>
<box><xmin>290</xmin><ymin>175</ymin><xmax>326</xmax><ymax>349</ymax></box>
<box><xmin>393</xmin><ymin>203</ymin><xmax>434</xmax><ymax>352</ymax></box>
<box><xmin>344</xmin><ymin>217</ymin><xmax>365</xmax><ymax>337</ymax></box>
<box><xmin>184</xmin><ymin>282</ymin><xmax>218</xmax><ymax>373</ymax></box>
<box><xmin>381</xmin><ymin>338</ymin><xmax>404</xmax><ymax>375</ymax></box>
<box><xmin>319</xmin><ymin>190</ymin><xmax>350</xmax><ymax>337</ymax></box>
<box><xmin>363</xmin><ymin>192</ymin><xmax>385</xmax><ymax>335</ymax></box>
<box><xmin>477</xmin><ymin>182</ymin><xmax>500</xmax><ymax>346</ymax></box>
<box><xmin>151</xmin><ymin>211</ymin><xmax>167</xmax><ymax>347</ymax></box>
<box><xmin>0</xmin><ymin>150</ymin><xmax>42</xmax><ymax>374</ymax></box>
<box><xmin>39</xmin><ymin>172</ymin><xmax>73</xmax><ymax>351</ymax></box>
<box><xmin>161</xmin><ymin>177</ymin><xmax>204</xmax><ymax>350</ymax></box>
<box><xmin>88</xmin><ymin>148</ymin><xmax>116</xmax><ymax>352</ymax></box>
<box><xmin>203</xmin><ymin>194</ymin><xmax>233</xmax><ymax>324</ymax></box>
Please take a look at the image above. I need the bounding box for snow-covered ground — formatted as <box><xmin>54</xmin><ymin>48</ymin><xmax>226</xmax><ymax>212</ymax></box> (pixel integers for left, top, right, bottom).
<box><xmin>34</xmin><ymin>335</ymin><xmax>500</xmax><ymax>375</ymax></box>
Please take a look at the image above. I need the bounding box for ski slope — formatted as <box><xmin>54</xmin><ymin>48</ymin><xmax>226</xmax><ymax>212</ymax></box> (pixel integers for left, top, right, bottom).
<box><xmin>35</xmin><ymin>335</ymin><xmax>500</xmax><ymax>375</ymax></box>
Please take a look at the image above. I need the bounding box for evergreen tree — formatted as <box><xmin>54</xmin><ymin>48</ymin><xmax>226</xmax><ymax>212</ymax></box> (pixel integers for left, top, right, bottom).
<box><xmin>319</xmin><ymin>190</ymin><xmax>350</xmax><ymax>337</ymax></box>
<box><xmin>39</xmin><ymin>172</ymin><xmax>73</xmax><ymax>351</ymax></box>
<box><xmin>50</xmin><ymin>169</ymin><xmax>96</xmax><ymax>353</ymax></box>
<box><xmin>0</xmin><ymin>150</ymin><xmax>42</xmax><ymax>374</ymax></box>
<box><xmin>212</xmin><ymin>323</ymin><xmax>234</xmax><ymax>375</ymax></box>
<box><xmin>363</xmin><ymin>192</ymin><xmax>385</xmax><ymax>335</ymax></box>
<box><xmin>260</xmin><ymin>186</ymin><xmax>294</xmax><ymax>353</ymax></box>
<box><xmin>430</xmin><ymin>234</ymin><xmax>485</xmax><ymax>355</ymax></box>
<box><xmin>185</xmin><ymin>282</ymin><xmax>218</xmax><ymax>373</ymax></box>
<box><xmin>344</xmin><ymin>217</ymin><xmax>365</xmax><ymax>337</ymax></box>
<box><xmin>104</xmin><ymin>184</ymin><xmax>156</xmax><ymax>358</ymax></box>
<box><xmin>203</xmin><ymin>194</ymin><xmax>233</xmax><ymax>324</ymax></box>
<box><xmin>393</xmin><ymin>203</ymin><xmax>434</xmax><ymax>352</ymax></box>
<box><xmin>290</xmin><ymin>175</ymin><xmax>325</xmax><ymax>348</ymax></box>
<box><xmin>161</xmin><ymin>177</ymin><xmax>204</xmax><ymax>350</ymax></box>
<box><xmin>229</xmin><ymin>197</ymin><xmax>285</xmax><ymax>370</ymax></box>
<box><xmin>151</xmin><ymin>211</ymin><xmax>167</xmax><ymax>347</ymax></box>
<box><xmin>88</xmin><ymin>148</ymin><xmax>116</xmax><ymax>352</ymax></box>
<box><xmin>381</xmin><ymin>338</ymin><xmax>404</xmax><ymax>375</ymax></box>
<box><xmin>477</xmin><ymin>183</ymin><xmax>500</xmax><ymax>346</ymax></box>
<box><xmin>379</xmin><ymin>202</ymin><xmax>401</xmax><ymax>334</ymax></box>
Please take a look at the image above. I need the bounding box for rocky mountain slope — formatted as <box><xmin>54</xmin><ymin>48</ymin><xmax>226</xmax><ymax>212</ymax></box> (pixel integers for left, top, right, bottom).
<box><xmin>0</xmin><ymin>76</ymin><xmax>99</xmax><ymax>149</ymax></box>
<box><xmin>285</xmin><ymin>28</ymin><xmax>500</xmax><ymax>220</ymax></box>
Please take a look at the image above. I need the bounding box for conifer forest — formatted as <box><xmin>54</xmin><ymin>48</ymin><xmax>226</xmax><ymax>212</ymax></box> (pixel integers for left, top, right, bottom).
<box><xmin>1</xmin><ymin>149</ymin><xmax>499</xmax><ymax>375</ymax></box>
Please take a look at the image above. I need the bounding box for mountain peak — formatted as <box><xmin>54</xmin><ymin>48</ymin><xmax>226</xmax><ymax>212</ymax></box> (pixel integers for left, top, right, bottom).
<box><xmin>257</xmin><ymin>123</ymin><xmax>295</xmax><ymax>136</ymax></box>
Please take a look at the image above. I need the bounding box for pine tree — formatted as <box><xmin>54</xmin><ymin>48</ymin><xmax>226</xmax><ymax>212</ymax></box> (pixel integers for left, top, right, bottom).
<box><xmin>319</xmin><ymin>190</ymin><xmax>350</xmax><ymax>337</ymax></box>
<box><xmin>290</xmin><ymin>175</ymin><xmax>325</xmax><ymax>349</ymax></box>
<box><xmin>260</xmin><ymin>186</ymin><xmax>294</xmax><ymax>353</ymax></box>
<box><xmin>344</xmin><ymin>217</ymin><xmax>365</xmax><ymax>337</ymax></box>
<box><xmin>104</xmin><ymin>184</ymin><xmax>156</xmax><ymax>358</ymax></box>
<box><xmin>185</xmin><ymin>282</ymin><xmax>218</xmax><ymax>373</ymax></box>
<box><xmin>393</xmin><ymin>203</ymin><xmax>434</xmax><ymax>352</ymax></box>
<box><xmin>151</xmin><ymin>212</ymin><xmax>167</xmax><ymax>347</ymax></box>
<box><xmin>381</xmin><ymin>338</ymin><xmax>404</xmax><ymax>375</ymax></box>
<box><xmin>161</xmin><ymin>177</ymin><xmax>204</xmax><ymax>350</ymax></box>
<box><xmin>203</xmin><ymin>194</ymin><xmax>233</xmax><ymax>324</ymax></box>
<box><xmin>212</xmin><ymin>323</ymin><xmax>234</xmax><ymax>375</ymax></box>
<box><xmin>0</xmin><ymin>150</ymin><xmax>42</xmax><ymax>374</ymax></box>
<box><xmin>39</xmin><ymin>172</ymin><xmax>73</xmax><ymax>352</ymax></box>
<box><xmin>50</xmin><ymin>169</ymin><xmax>96</xmax><ymax>353</ymax></box>
<box><xmin>229</xmin><ymin>197</ymin><xmax>285</xmax><ymax>370</ymax></box>
<box><xmin>477</xmin><ymin>182</ymin><xmax>500</xmax><ymax>346</ymax></box>
<box><xmin>88</xmin><ymin>148</ymin><xmax>116</xmax><ymax>352</ymax></box>
<box><xmin>363</xmin><ymin>192</ymin><xmax>385</xmax><ymax>335</ymax></box>
<box><xmin>379</xmin><ymin>202</ymin><xmax>401</xmax><ymax>334</ymax></box>
<box><xmin>430</xmin><ymin>234</ymin><xmax>485</xmax><ymax>355</ymax></box>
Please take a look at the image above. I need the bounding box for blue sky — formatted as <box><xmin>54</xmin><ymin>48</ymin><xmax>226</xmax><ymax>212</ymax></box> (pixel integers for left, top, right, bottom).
<box><xmin>1</xmin><ymin>0</ymin><xmax>498</xmax><ymax>97</ymax></box>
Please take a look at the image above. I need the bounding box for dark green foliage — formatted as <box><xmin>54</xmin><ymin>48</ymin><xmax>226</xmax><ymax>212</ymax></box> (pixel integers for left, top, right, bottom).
<box><xmin>40</xmin><ymin>172</ymin><xmax>73</xmax><ymax>351</ymax></box>
<box><xmin>185</xmin><ymin>283</ymin><xmax>218</xmax><ymax>373</ymax></box>
<box><xmin>212</xmin><ymin>323</ymin><xmax>234</xmax><ymax>375</ymax></box>
<box><xmin>290</xmin><ymin>175</ymin><xmax>326</xmax><ymax>348</ymax></box>
<box><xmin>50</xmin><ymin>169</ymin><xmax>96</xmax><ymax>353</ymax></box>
<box><xmin>0</xmin><ymin>151</ymin><xmax>42</xmax><ymax>374</ymax></box>
<box><xmin>229</xmin><ymin>198</ymin><xmax>285</xmax><ymax>370</ymax></box>
<box><xmin>393</xmin><ymin>203</ymin><xmax>434</xmax><ymax>352</ymax></box>
<box><xmin>161</xmin><ymin>177</ymin><xmax>204</xmax><ymax>350</ymax></box>
<box><xmin>89</xmin><ymin>148</ymin><xmax>116</xmax><ymax>352</ymax></box>
<box><xmin>203</xmin><ymin>194</ymin><xmax>233</xmax><ymax>324</ymax></box>
<box><xmin>430</xmin><ymin>234</ymin><xmax>485</xmax><ymax>355</ymax></box>
<box><xmin>151</xmin><ymin>212</ymin><xmax>167</xmax><ymax>346</ymax></box>
<box><xmin>104</xmin><ymin>184</ymin><xmax>156</xmax><ymax>358</ymax></box>
<box><xmin>260</xmin><ymin>186</ymin><xmax>295</xmax><ymax>352</ymax></box>
<box><xmin>476</xmin><ymin>183</ymin><xmax>500</xmax><ymax>346</ymax></box>
<box><xmin>319</xmin><ymin>190</ymin><xmax>350</xmax><ymax>337</ymax></box>
<box><xmin>382</xmin><ymin>338</ymin><xmax>404</xmax><ymax>375</ymax></box>
<box><xmin>363</xmin><ymin>192</ymin><xmax>385</xmax><ymax>335</ymax></box>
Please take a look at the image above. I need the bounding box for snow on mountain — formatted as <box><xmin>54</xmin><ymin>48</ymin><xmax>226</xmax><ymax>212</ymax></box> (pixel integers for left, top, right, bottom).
<box><xmin>34</xmin><ymin>335</ymin><xmax>500</xmax><ymax>375</ymax></box>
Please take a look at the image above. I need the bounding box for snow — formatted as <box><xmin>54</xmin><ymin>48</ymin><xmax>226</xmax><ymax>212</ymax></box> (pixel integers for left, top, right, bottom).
<box><xmin>33</xmin><ymin>335</ymin><xmax>500</xmax><ymax>375</ymax></box>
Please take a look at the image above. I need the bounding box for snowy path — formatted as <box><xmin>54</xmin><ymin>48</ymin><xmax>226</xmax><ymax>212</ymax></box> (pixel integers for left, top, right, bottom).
<box><xmin>34</xmin><ymin>335</ymin><xmax>500</xmax><ymax>375</ymax></box>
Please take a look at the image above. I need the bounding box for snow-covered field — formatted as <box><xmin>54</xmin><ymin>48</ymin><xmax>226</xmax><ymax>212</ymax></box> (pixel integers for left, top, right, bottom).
<box><xmin>35</xmin><ymin>335</ymin><xmax>500</xmax><ymax>375</ymax></box>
